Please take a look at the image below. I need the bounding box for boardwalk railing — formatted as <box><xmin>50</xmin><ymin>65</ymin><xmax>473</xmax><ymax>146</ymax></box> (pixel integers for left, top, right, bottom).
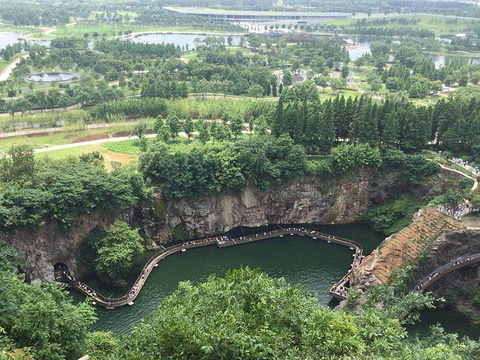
<box><xmin>413</xmin><ymin>252</ymin><xmax>480</xmax><ymax>293</ymax></box>
<box><xmin>60</xmin><ymin>228</ymin><xmax>363</xmax><ymax>308</ymax></box>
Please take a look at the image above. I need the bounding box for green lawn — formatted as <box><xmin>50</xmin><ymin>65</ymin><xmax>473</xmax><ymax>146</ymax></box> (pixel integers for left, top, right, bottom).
<box><xmin>324</xmin><ymin>14</ymin><xmax>479</xmax><ymax>36</ymax></box>
<box><xmin>103</xmin><ymin>138</ymin><xmax>149</xmax><ymax>155</ymax></box>
<box><xmin>318</xmin><ymin>88</ymin><xmax>361</xmax><ymax>100</ymax></box>
<box><xmin>44</xmin><ymin>23</ymin><xmax>238</xmax><ymax>39</ymax></box>
<box><xmin>35</xmin><ymin>144</ymin><xmax>98</xmax><ymax>160</ymax></box>
<box><xmin>0</xmin><ymin>121</ymin><xmax>156</xmax><ymax>152</ymax></box>
<box><xmin>0</xmin><ymin>26</ymin><xmax>40</xmax><ymax>34</ymax></box>
<box><xmin>0</xmin><ymin>129</ymin><xmax>107</xmax><ymax>151</ymax></box>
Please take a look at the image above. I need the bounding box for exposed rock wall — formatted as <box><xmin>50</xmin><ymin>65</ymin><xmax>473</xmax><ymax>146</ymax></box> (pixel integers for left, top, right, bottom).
<box><xmin>3</xmin><ymin>169</ymin><xmax>400</xmax><ymax>282</ymax></box>
<box><xmin>162</xmin><ymin>169</ymin><xmax>399</xmax><ymax>240</ymax></box>
<box><xmin>0</xmin><ymin>204</ymin><xmax>158</xmax><ymax>283</ymax></box>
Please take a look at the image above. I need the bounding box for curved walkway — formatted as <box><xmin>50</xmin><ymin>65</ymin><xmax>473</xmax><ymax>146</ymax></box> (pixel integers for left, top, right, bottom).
<box><xmin>413</xmin><ymin>253</ymin><xmax>480</xmax><ymax>293</ymax></box>
<box><xmin>34</xmin><ymin>133</ymin><xmax>159</xmax><ymax>153</ymax></box>
<box><xmin>0</xmin><ymin>54</ymin><xmax>28</xmax><ymax>82</ymax></box>
<box><xmin>435</xmin><ymin>161</ymin><xmax>478</xmax><ymax>192</ymax></box>
<box><xmin>59</xmin><ymin>228</ymin><xmax>363</xmax><ymax>308</ymax></box>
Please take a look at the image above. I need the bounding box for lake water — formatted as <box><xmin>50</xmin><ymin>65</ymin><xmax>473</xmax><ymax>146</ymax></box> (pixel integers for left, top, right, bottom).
<box><xmin>131</xmin><ymin>33</ymin><xmax>242</xmax><ymax>49</ymax></box>
<box><xmin>429</xmin><ymin>54</ymin><xmax>480</xmax><ymax>68</ymax></box>
<box><xmin>344</xmin><ymin>37</ymin><xmax>480</xmax><ymax>69</ymax></box>
<box><xmin>71</xmin><ymin>222</ymin><xmax>480</xmax><ymax>339</ymax></box>
<box><xmin>79</xmin><ymin>224</ymin><xmax>383</xmax><ymax>336</ymax></box>
<box><xmin>0</xmin><ymin>32</ymin><xmax>22</xmax><ymax>49</ymax></box>
<box><xmin>345</xmin><ymin>38</ymin><xmax>372</xmax><ymax>61</ymax></box>
<box><xmin>26</xmin><ymin>72</ymin><xmax>77</xmax><ymax>83</ymax></box>
<box><xmin>410</xmin><ymin>307</ymin><xmax>480</xmax><ymax>340</ymax></box>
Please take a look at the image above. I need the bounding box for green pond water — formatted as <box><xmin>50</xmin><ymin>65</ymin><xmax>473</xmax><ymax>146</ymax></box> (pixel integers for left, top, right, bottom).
<box><xmin>72</xmin><ymin>223</ymin><xmax>480</xmax><ymax>338</ymax></box>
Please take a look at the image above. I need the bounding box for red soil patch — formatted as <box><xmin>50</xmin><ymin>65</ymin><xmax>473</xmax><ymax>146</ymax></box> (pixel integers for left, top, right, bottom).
<box><xmin>71</xmin><ymin>134</ymin><xmax>108</xmax><ymax>143</ymax></box>
<box><xmin>359</xmin><ymin>208</ymin><xmax>464</xmax><ymax>284</ymax></box>
<box><xmin>26</xmin><ymin>131</ymin><xmax>61</xmax><ymax>138</ymax></box>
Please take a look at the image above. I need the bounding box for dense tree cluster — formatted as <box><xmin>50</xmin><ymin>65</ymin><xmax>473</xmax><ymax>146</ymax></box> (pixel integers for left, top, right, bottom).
<box><xmin>0</xmin><ymin>43</ymin><xmax>22</xmax><ymax>61</ymax></box>
<box><xmin>86</xmin><ymin>220</ymin><xmax>145</xmax><ymax>287</ymax></box>
<box><xmin>0</xmin><ymin>1</ymin><xmax>70</xmax><ymax>25</ymax></box>
<box><xmin>95</xmin><ymin>39</ymin><xmax>180</xmax><ymax>59</ymax></box>
<box><xmin>381</xmin><ymin>45</ymin><xmax>477</xmax><ymax>97</ymax></box>
<box><xmin>271</xmin><ymin>83</ymin><xmax>429</xmax><ymax>153</ymax></box>
<box><xmin>140</xmin><ymin>135</ymin><xmax>309</xmax><ymax>199</ymax></box>
<box><xmin>0</xmin><ymin>146</ymin><xmax>147</xmax><ymax>230</ymax></box>
<box><xmin>86</xmin><ymin>267</ymin><xmax>480</xmax><ymax>360</ymax></box>
<box><xmin>0</xmin><ymin>242</ymin><xmax>96</xmax><ymax>359</ymax></box>
<box><xmin>96</xmin><ymin>98</ymin><xmax>167</xmax><ymax>120</ymax></box>
<box><xmin>270</xmin><ymin>82</ymin><xmax>480</xmax><ymax>160</ymax></box>
<box><xmin>141</xmin><ymin>80</ymin><xmax>189</xmax><ymax>99</ymax></box>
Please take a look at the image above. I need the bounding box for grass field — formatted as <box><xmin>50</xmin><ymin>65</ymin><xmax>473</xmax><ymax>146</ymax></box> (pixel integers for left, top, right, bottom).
<box><xmin>34</xmin><ymin>141</ymin><xmax>141</xmax><ymax>170</ymax></box>
<box><xmin>318</xmin><ymin>88</ymin><xmax>361</xmax><ymax>100</ymax></box>
<box><xmin>37</xmin><ymin>22</ymin><xmax>238</xmax><ymax>39</ymax></box>
<box><xmin>0</xmin><ymin>129</ymin><xmax>109</xmax><ymax>151</ymax></box>
<box><xmin>35</xmin><ymin>144</ymin><xmax>99</xmax><ymax>160</ymax></box>
<box><xmin>103</xmin><ymin>139</ymin><xmax>149</xmax><ymax>155</ymax></box>
<box><xmin>0</xmin><ymin>26</ymin><xmax>41</xmax><ymax>34</ymax></box>
<box><xmin>0</xmin><ymin>121</ymin><xmax>156</xmax><ymax>152</ymax></box>
<box><xmin>324</xmin><ymin>14</ymin><xmax>479</xmax><ymax>36</ymax></box>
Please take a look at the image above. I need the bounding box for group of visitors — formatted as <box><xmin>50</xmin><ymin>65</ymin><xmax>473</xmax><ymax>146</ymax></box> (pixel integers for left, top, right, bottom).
<box><xmin>73</xmin><ymin>280</ymin><xmax>96</xmax><ymax>298</ymax></box>
<box><xmin>449</xmin><ymin>156</ymin><xmax>479</xmax><ymax>175</ymax></box>
<box><xmin>438</xmin><ymin>200</ymin><xmax>475</xmax><ymax>219</ymax></box>
<box><xmin>415</xmin><ymin>256</ymin><xmax>474</xmax><ymax>292</ymax></box>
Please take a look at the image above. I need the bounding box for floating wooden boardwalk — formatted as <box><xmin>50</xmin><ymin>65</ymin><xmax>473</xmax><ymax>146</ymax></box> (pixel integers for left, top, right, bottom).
<box><xmin>59</xmin><ymin>228</ymin><xmax>363</xmax><ymax>308</ymax></box>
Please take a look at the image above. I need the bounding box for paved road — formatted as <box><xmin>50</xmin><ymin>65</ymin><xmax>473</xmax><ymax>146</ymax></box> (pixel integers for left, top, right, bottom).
<box><xmin>0</xmin><ymin>54</ymin><xmax>28</xmax><ymax>82</ymax></box>
<box><xmin>433</xmin><ymin>161</ymin><xmax>478</xmax><ymax>192</ymax></box>
<box><xmin>33</xmin><ymin>128</ymin><xmax>251</xmax><ymax>153</ymax></box>
<box><xmin>34</xmin><ymin>133</ymin><xmax>159</xmax><ymax>153</ymax></box>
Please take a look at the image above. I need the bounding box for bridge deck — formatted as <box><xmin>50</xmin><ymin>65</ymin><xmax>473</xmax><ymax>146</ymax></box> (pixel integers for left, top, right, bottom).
<box><xmin>413</xmin><ymin>253</ymin><xmax>480</xmax><ymax>293</ymax></box>
<box><xmin>60</xmin><ymin>228</ymin><xmax>363</xmax><ymax>308</ymax></box>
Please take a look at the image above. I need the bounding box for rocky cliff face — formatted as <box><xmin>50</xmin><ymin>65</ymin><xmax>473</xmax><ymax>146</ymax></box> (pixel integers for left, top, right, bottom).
<box><xmin>162</xmin><ymin>169</ymin><xmax>399</xmax><ymax>241</ymax></box>
<box><xmin>4</xmin><ymin>170</ymin><xmax>400</xmax><ymax>282</ymax></box>
<box><xmin>1</xmin><ymin>211</ymin><xmax>119</xmax><ymax>282</ymax></box>
<box><xmin>0</xmin><ymin>204</ymin><xmax>158</xmax><ymax>282</ymax></box>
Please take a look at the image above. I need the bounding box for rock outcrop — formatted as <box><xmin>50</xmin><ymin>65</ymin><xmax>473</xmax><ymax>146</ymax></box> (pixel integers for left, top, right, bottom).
<box><xmin>162</xmin><ymin>169</ymin><xmax>399</xmax><ymax>240</ymax></box>
<box><xmin>3</xmin><ymin>170</ymin><xmax>400</xmax><ymax>282</ymax></box>
<box><xmin>352</xmin><ymin>208</ymin><xmax>464</xmax><ymax>293</ymax></box>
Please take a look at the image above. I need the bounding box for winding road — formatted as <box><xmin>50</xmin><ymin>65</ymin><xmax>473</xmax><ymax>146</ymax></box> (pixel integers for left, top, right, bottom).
<box><xmin>33</xmin><ymin>133</ymin><xmax>159</xmax><ymax>153</ymax></box>
<box><xmin>0</xmin><ymin>54</ymin><xmax>28</xmax><ymax>82</ymax></box>
<box><xmin>431</xmin><ymin>160</ymin><xmax>478</xmax><ymax>192</ymax></box>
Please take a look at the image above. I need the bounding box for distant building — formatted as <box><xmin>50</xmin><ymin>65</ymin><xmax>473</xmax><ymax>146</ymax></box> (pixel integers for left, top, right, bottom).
<box><xmin>164</xmin><ymin>7</ymin><xmax>351</xmax><ymax>23</ymax></box>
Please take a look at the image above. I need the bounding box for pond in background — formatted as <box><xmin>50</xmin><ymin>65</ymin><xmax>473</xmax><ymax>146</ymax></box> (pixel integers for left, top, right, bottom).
<box><xmin>345</xmin><ymin>37</ymin><xmax>372</xmax><ymax>61</ymax></box>
<box><xmin>26</xmin><ymin>72</ymin><xmax>77</xmax><ymax>83</ymax></box>
<box><xmin>429</xmin><ymin>54</ymin><xmax>480</xmax><ymax>68</ymax></box>
<box><xmin>0</xmin><ymin>32</ymin><xmax>22</xmax><ymax>49</ymax></box>
<box><xmin>131</xmin><ymin>33</ymin><xmax>242</xmax><ymax>49</ymax></box>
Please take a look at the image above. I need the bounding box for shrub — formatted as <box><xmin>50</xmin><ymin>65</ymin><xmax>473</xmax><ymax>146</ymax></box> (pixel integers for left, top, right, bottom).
<box><xmin>331</xmin><ymin>143</ymin><xmax>382</xmax><ymax>173</ymax></box>
<box><xmin>361</xmin><ymin>195</ymin><xmax>424</xmax><ymax>235</ymax></box>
